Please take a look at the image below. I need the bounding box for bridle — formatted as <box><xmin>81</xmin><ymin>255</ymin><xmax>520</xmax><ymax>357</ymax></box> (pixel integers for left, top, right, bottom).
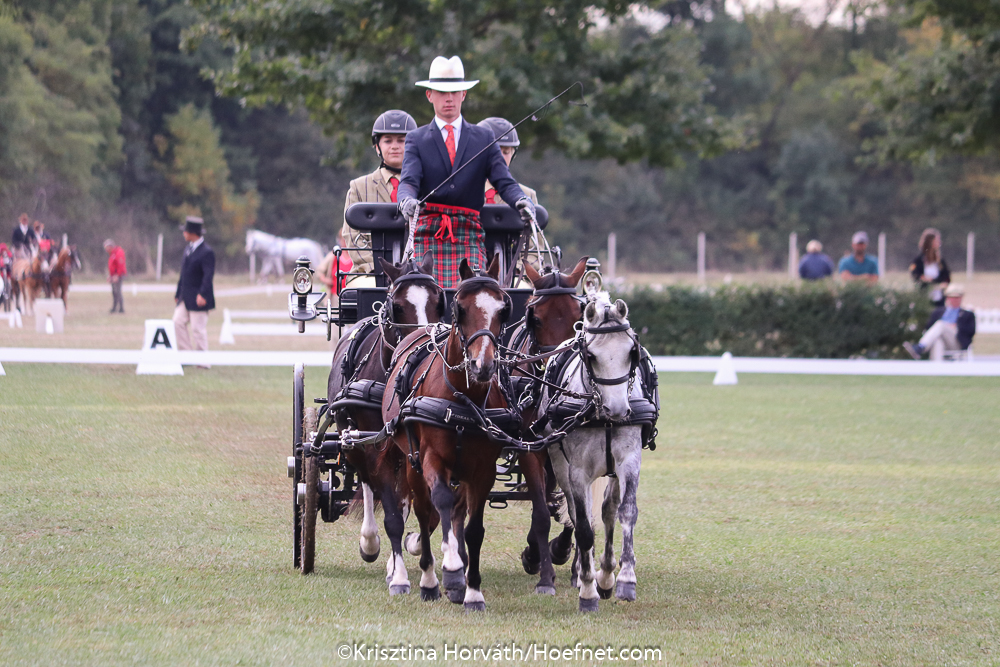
<box><xmin>377</xmin><ymin>270</ymin><xmax>442</xmax><ymax>349</ymax></box>
<box><xmin>578</xmin><ymin>304</ymin><xmax>641</xmax><ymax>391</ymax></box>
<box><xmin>431</xmin><ymin>274</ymin><xmax>511</xmax><ymax>376</ymax></box>
<box><xmin>523</xmin><ymin>269</ymin><xmax>584</xmax><ymax>355</ymax></box>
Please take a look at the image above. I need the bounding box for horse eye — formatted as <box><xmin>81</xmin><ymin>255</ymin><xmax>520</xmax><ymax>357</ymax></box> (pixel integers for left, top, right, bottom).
<box><xmin>531</xmin><ymin>316</ymin><xmax>543</xmax><ymax>328</ymax></box>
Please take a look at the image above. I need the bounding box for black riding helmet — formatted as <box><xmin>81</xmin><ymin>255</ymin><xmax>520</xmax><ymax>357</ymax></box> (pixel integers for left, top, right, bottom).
<box><xmin>477</xmin><ymin>117</ymin><xmax>520</xmax><ymax>161</ymax></box>
<box><xmin>372</xmin><ymin>110</ymin><xmax>417</xmax><ymax>173</ymax></box>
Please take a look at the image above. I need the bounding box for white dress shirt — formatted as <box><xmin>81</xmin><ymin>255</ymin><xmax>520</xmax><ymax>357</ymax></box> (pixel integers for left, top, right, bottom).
<box><xmin>433</xmin><ymin>115</ymin><xmax>463</xmax><ymax>149</ymax></box>
<box><xmin>185</xmin><ymin>236</ymin><xmax>205</xmax><ymax>258</ymax></box>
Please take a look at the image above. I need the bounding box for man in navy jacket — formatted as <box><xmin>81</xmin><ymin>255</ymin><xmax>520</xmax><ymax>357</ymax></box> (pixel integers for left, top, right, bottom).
<box><xmin>398</xmin><ymin>55</ymin><xmax>535</xmax><ymax>287</ymax></box>
<box><xmin>173</xmin><ymin>216</ymin><xmax>215</xmax><ymax>359</ymax></box>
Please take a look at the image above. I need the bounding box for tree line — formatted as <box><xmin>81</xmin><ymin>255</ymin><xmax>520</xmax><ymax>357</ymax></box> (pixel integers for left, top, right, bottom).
<box><xmin>1</xmin><ymin>0</ymin><xmax>996</xmax><ymax>273</ymax></box>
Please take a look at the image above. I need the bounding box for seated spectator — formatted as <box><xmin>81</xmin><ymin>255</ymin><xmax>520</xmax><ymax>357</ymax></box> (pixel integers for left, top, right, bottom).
<box><xmin>838</xmin><ymin>231</ymin><xmax>879</xmax><ymax>284</ymax></box>
<box><xmin>909</xmin><ymin>227</ymin><xmax>950</xmax><ymax>307</ymax></box>
<box><xmin>799</xmin><ymin>240</ymin><xmax>834</xmax><ymax>280</ymax></box>
<box><xmin>903</xmin><ymin>284</ymin><xmax>975</xmax><ymax>360</ymax></box>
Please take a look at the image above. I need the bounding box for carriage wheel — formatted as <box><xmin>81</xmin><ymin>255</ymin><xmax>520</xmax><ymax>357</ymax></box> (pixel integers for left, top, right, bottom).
<box><xmin>292</xmin><ymin>364</ymin><xmax>305</xmax><ymax>569</ymax></box>
<box><xmin>300</xmin><ymin>407</ymin><xmax>320</xmax><ymax>575</ymax></box>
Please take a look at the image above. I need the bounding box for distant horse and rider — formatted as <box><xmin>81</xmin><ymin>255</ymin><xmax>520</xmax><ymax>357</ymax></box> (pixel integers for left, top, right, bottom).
<box><xmin>245</xmin><ymin>229</ymin><xmax>325</xmax><ymax>283</ymax></box>
<box><xmin>7</xmin><ymin>237</ymin><xmax>81</xmax><ymax>316</ymax></box>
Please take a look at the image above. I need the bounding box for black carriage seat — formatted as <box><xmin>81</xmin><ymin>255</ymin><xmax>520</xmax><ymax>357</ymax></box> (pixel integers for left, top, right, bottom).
<box><xmin>338</xmin><ymin>203</ymin><xmax>549</xmax><ymax>335</ymax></box>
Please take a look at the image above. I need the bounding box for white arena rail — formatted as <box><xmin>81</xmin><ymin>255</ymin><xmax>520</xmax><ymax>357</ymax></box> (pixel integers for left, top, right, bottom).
<box><xmin>976</xmin><ymin>309</ymin><xmax>1000</xmax><ymax>334</ymax></box>
<box><xmin>219</xmin><ymin>308</ymin><xmax>326</xmax><ymax>343</ymax></box>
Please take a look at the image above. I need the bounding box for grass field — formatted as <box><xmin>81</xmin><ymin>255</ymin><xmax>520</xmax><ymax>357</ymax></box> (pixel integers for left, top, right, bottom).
<box><xmin>1</xmin><ymin>366</ymin><xmax>998</xmax><ymax>665</ymax></box>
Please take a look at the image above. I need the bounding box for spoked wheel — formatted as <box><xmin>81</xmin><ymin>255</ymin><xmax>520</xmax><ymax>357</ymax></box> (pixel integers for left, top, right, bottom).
<box><xmin>300</xmin><ymin>406</ymin><xmax>320</xmax><ymax>574</ymax></box>
<box><xmin>292</xmin><ymin>363</ymin><xmax>305</xmax><ymax>569</ymax></box>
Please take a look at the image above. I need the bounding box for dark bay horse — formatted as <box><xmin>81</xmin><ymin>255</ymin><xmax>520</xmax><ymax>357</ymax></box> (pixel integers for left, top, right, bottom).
<box><xmin>48</xmin><ymin>245</ymin><xmax>81</xmax><ymax>311</ymax></box>
<box><xmin>505</xmin><ymin>258</ymin><xmax>589</xmax><ymax>594</ymax></box>
<box><xmin>322</xmin><ymin>251</ymin><xmax>444</xmax><ymax>572</ymax></box>
<box><xmin>378</xmin><ymin>257</ymin><xmax>511</xmax><ymax>610</ymax></box>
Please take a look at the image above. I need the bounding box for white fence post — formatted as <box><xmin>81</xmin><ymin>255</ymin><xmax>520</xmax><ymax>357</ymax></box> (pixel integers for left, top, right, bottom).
<box><xmin>249</xmin><ymin>253</ymin><xmax>256</xmax><ymax>283</ymax></box>
<box><xmin>878</xmin><ymin>232</ymin><xmax>886</xmax><ymax>276</ymax></box>
<box><xmin>155</xmin><ymin>233</ymin><xmax>163</xmax><ymax>282</ymax></box>
<box><xmin>697</xmin><ymin>232</ymin><xmax>706</xmax><ymax>284</ymax></box>
<box><xmin>967</xmin><ymin>232</ymin><xmax>975</xmax><ymax>282</ymax></box>
<box><xmin>607</xmin><ymin>232</ymin><xmax>617</xmax><ymax>280</ymax></box>
<box><xmin>62</xmin><ymin>233</ymin><xmax>68</xmax><ymax>249</ymax></box>
<box><xmin>788</xmin><ymin>232</ymin><xmax>798</xmax><ymax>279</ymax></box>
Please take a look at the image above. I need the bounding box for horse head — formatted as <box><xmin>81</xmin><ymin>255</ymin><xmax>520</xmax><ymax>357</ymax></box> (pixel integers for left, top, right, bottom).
<box><xmin>451</xmin><ymin>256</ymin><xmax>511</xmax><ymax>384</ymax></box>
<box><xmin>523</xmin><ymin>257</ymin><xmax>588</xmax><ymax>351</ymax></box>
<box><xmin>581</xmin><ymin>293</ymin><xmax>636</xmax><ymax>421</ymax></box>
<box><xmin>378</xmin><ymin>251</ymin><xmax>444</xmax><ymax>345</ymax></box>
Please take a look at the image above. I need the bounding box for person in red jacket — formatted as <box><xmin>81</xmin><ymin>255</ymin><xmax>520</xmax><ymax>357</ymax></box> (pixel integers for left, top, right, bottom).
<box><xmin>104</xmin><ymin>239</ymin><xmax>126</xmax><ymax>313</ymax></box>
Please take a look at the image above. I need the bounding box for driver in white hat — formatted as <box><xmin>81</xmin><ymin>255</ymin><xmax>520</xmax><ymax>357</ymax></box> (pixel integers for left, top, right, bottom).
<box><xmin>397</xmin><ymin>55</ymin><xmax>536</xmax><ymax>287</ymax></box>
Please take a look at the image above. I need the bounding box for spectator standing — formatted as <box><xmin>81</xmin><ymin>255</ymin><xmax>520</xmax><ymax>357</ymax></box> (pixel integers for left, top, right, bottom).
<box><xmin>909</xmin><ymin>228</ymin><xmax>950</xmax><ymax>307</ymax></box>
<box><xmin>798</xmin><ymin>240</ymin><xmax>834</xmax><ymax>280</ymax></box>
<box><xmin>173</xmin><ymin>216</ymin><xmax>215</xmax><ymax>365</ymax></box>
<box><xmin>838</xmin><ymin>231</ymin><xmax>879</xmax><ymax>284</ymax></box>
<box><xmin>12</xmin><ymin>213</ymin><xmax>36</xmax><ymax>251</ymax></box>
<box><xmin>903</xmin><ymin>284</ymin><xmax>975</xmax><ymax>360</ymax></box>
<box><xmin>104</xmin><ymin>239</ymin><xmax>127</xmax><ymax>313</ymax></box>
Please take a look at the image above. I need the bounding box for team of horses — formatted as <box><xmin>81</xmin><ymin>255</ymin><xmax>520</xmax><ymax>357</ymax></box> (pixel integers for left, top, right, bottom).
<box><xmin>323</xmin><ymin>253</ymin><xmax>654</xmax><ymax>612</ymax></box>
<box><xmin>6</xmin><ymin>242</ymin><xmax>81</xmax><ymax>315</ymax></box>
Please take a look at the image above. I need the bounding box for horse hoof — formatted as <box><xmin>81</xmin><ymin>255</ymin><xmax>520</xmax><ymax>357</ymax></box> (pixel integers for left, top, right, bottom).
<box><xmin>549</xmin><ymin>537</ymin><xmax>573</xmax><ymax>566</ymax></box>
<box><xmin>464</xmin><ymin>601</ymin><xmax>486</xmax><ymax>612</ymax></box>
<box><xmin>420</xmin><ymin>585</ymin><xmax>440</xmax><ymax>601</ymax></box>
<box><xmin>442</xmin><ymin>567</ymin><xmax>465</xmax><ymax>590</ymax></box>
<box><xmin>389</xmin><ymin>584</ymin><xmax>410</xmax><ymax>596</ymax></box>
<box><xmin>579</xmin><ymin>597</ymin><xmax>599</xmax><ymax>613</ymax></box>
<box><xmin>534</xmin><ymin>585</ymin><xmax>556</xmax><ymax>596</ymax></box>
<box><xmin>446</xmin><ymin>587</ymin><xmax>466</xmax><ymax>604</ymax></box>
<box><xmin>615</xmin><ymin>581</ymin><xmax>636</xmax><ymax>601</ymax></box>
<box><xmin>521</xmin><ymin>547</ymin><xmax>540</xmax><ymax>575</ymax></box>
<box><xmin>359</xmin><ymin>545</ymin><xmax>380</xmax><ymax>563</ymax></box>
<box><xmin>597</xmin><ymin>585</ymin><xmax>613</xmax><ymax>600</ymax></box>
<box><xmin>404</xmin><ymin>532</ymin><xmax>422</xmax><ymax>556</ymax></box>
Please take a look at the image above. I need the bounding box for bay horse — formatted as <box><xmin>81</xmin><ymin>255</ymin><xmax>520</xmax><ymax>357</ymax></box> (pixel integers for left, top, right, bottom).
<box><xmin>505</xmin><ymin>257</ymin><xmax>589</xmax><ymax>594</ymax></box>
<box><xmin>378</xmin><ymin>257</ymin><xmax>512</xmax><ymax>610</ymax></box>
<box><xmin>48</xmin><ymin>245</ymin><xmax>82</xmax><ymax>311</ymax></box>
<box><xmin>320</xmin><ymin>251</ymin><xmax>444</xmax><ymax>573</ymax></box>
<box><xmin>539</xmin><ymin>293</ymin><xmax>648</xmax><ymax>612</ymax></box>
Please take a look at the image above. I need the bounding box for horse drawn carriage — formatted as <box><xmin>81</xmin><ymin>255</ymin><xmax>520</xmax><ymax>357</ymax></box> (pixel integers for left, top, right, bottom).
<box><xmin>286</xmin><ymin>202</ymin><xmax>659</xmax><ymax>611</ymax></box>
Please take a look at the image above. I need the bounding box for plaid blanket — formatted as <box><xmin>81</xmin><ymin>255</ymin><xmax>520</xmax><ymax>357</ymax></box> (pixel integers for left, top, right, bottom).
<box><xmin>414</xmin><ymin>203</ymin><xmax>486</xmax><ymax>288</ymax></box>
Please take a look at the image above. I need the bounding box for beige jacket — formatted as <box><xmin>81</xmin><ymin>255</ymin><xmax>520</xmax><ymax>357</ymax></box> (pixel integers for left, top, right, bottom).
<box><xmin>341</xmin><ymin>167</ymin><xmax>398</xmax><ymax>273</ymax></box>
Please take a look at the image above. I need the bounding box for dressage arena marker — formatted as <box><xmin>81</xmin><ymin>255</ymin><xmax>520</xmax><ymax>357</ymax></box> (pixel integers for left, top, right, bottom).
<box><xmin>33</xmin><ymin>299</ymin><xmax>65</xmax><ymax>334</ymax></box>
<box><xmin>713</xmin><ymin>351</ymin><xmax>738</xmax><ymax>385</ymax></box>
<box><xmin>219</xmin><ymin>308</ymin><xmax>326</xmax><ymax>344</ymax></box>
<box><xmin>136</xmin><ymin>320</ymin><xmax>184</xmax><ymax>375</ymax></box>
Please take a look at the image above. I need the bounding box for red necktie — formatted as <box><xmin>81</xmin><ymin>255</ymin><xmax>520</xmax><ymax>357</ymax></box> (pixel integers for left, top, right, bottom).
<box><xmin>389</xmin><ymin>176</ymin><xmax>399</xmax><ymax>203</ymax></box>
<box><xmin>444</xmin><ymin>124</ymin><xmax>456</xmax><ymax>166</ymax></box>
<box><xmin>485</xmin><ymin>188</ymin><xmax>497</xmax><ymax>204</ymax></box>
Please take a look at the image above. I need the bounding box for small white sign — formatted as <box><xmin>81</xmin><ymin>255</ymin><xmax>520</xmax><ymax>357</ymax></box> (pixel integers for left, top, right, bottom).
<box><xmin>136</xmin><ymin>319</ymin><xmax>184</xmax><ymax>375</ymax></box>
<box><xmin>34</xmin><ymin>298</ymin><xmax>65</xmax><ymax>333</ymax></box>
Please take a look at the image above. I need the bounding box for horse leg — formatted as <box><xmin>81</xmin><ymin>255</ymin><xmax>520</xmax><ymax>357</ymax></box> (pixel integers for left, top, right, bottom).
<box><xmin>425</xmin><ymin>455</ymin><xmax>465</xmax><ymax>604</ymax></box>
<box><xmin>519</xmin><ymin>452</ymin><xmax>556</xmax><ymax>594</ymax></box>
<box><xmin>379</xmin><ymin>476</ymin><xmax>410</xmax><ymax>595</ymax></box>
<box><xmin>570</xmin><ymin>473</ymin><xmax>600</xmax><ymax>612</ymax></box>
<box><xmin>409</xmin><ymin>473</ymin><xmax>440</xmax><ymax>601</ymax></box>
<box><xmin>596</xmin><ymin>476</ymin><xmax>620</xmax><ymax>599</ymax></box>
<box><xmin>545</xmin><ymin>456</ymin><xmax>575</xmax><ymax>566</ymax></box>
<box><xmin>358</xmin><ymin>483</ymin><xmax>381</xmax><ymax>562</ymax></box>
<box><xmin>615</xmin><ymin>448</ymin><xmax>642</xmax><ymax>602</ymax></box>
<box><xmin>452</xmin><ymin>491</ymin><xmax>469</xmax><ymax>570</ymax></box>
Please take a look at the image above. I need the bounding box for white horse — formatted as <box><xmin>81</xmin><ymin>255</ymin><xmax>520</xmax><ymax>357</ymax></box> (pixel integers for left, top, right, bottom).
<box><xmin>539</xmin><ymin>292</ymin><xmax>646</xmax><ymax>612</ymax></box>
<box><xmin>245</xmin><ymin>230</ymin><xmax>325</xmax><ymax>282</ymax></box>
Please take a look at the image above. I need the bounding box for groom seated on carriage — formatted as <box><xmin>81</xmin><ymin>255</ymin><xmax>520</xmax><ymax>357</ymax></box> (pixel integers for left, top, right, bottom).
<box><xmin>340</xmin><ymin>109</ymin><xmax>419</xmax><ymax>279</ymax></box>
<box><xmin>397</xmin><ymin>55</ymin><xmax>536</xmax><ymax>288</ymax></box>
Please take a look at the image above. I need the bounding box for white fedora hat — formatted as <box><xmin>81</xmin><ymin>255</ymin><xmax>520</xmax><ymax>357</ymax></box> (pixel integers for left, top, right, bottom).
<box><xmin>416</xmin><ymin>56</ymin><xmax>479</xmax><ymax>92</ymax></box>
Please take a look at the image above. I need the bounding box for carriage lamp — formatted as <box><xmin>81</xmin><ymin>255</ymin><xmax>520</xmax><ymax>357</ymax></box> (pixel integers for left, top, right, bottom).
<box><xmin>292</xmin><ymin>266</ymin><xmax>313</xmax><ymax>295</ymax></box>
<box><xmin>582</xmin><ymin>258</ymin><xmax>603</xmax><ymax>295</ymax></box>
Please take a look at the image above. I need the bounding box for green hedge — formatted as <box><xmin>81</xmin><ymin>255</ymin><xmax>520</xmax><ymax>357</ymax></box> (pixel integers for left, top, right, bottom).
<box><xmin>614</xmin><ymin>283</ymin><xmax>933</xmax><ymax>359</ymax></box>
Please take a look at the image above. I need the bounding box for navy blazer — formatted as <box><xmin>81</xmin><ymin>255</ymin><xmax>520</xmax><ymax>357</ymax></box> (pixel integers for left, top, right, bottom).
<box><xmin>11</xmin><ymin>226</ymin><xmax>36</xmax><ymax>248</ymax></box>
<box><xmin>926</xmin><ymin>306</ymin><xmax>976</xmax><ymax>350</ymax></box>
<box><xmin>175</xmin><ymin>241</ymin><xmax>216</xmax><ymax>311</ymax></box>
<box><xmin>398</xmin><ymin>119</ymin><xmax>525</xmax><ymax>212</ymax></box>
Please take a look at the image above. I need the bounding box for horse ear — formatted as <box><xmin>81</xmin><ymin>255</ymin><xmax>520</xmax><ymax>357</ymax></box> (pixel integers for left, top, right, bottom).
<box><xmin>459</xmin><ymin>259</ymin><xmax>474</xmax><ymax>281</ymax></box>
<box><xmin>614</xmin><ymin>299</ymin><xmax>629</xmax><ymax>320</ymax></box>
<box><xmin>379</xmin><ymin>257</ymin><xmax>402</xmax><ymax>283</ymax></box>
<box><xmin>420</xmin><ymin>250</ymin><xmax>434</xmax><ymax>275</ymax></box>
<box><xmin>565</xmin><ymin>257</ymin><xmax>588</xmax><ymax>287</ymax></box>
<box><xmin>486</xmin><ymin>254</ymin><xmax>501</xmax><ymax>280</ymax></box>
<box><xmin>524</xmin><ymin>261</ymin><xmax>541</xmax><ymax>286</ymax></box>
<box><xmin>584</xmin><ymin>300</ymin><xmax>598</xmax><ymax>324</ymax></box>
<box><xmin>437</xmin><ymin>290</ymin><xmax>446</xmax><ymax>317</ymax></box>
